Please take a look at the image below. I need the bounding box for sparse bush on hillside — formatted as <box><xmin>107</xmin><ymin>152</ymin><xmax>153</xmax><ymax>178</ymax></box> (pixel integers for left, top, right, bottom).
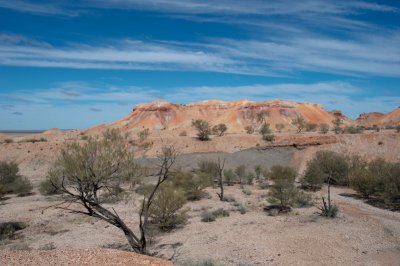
<box><xmin>0</xmin><ymin>161</ymin><xmax>32</xmax><ymax>197</ymax></box>
<box><xmin>137</xmin><ymin>128</ymin><xmax>150</xmax><ymax>141</ymax></box>
<box><xmin>259</xmin><ymin>123</ymin><xmax>275</xmax><ymax>141</ymax></box>
<box><xmin>305</xmin><ymin>123</ymin><xmax>317</xmax><ymax>132</ymax></box>
<box><xmin>292</xmin><ymin>115</ymin><xmax>306</xmax><ymax>133</ymax></box>
<box><xmin>4</xmin><ymin>139</ymin><xmax>13</xmax><ymax>144</ymax></box>
<box><xmin>396</xmin><ymin>124</ymin><xmax>400</xmax><ymax>133</ymax></box>
<box><xmin>200</xmin><ymin>211</ymin><xmax>216</xmax><ymax>222</ymax></box>
<box><xmin>20</xmin><ymin>138</ymin><xmax>47</xmax><ymax>143</ymax></box>
<box><xmin>212</xmin><ymin>123</ymin><xmax>228</xmax><ymax>136</ymax></box>
<box><xmin>319</xmin><ymin>123</ymin><xmax>329</xmax><ymax>134</ymax></box>
<box><xmin>39</xmin><ymin>176</ymin><xmax>61</xmax><ymax>196</ymax></box>
<box><xmin>192</xmin><ymin>119</ymin><xmax>211</xmax><ymax>141</ymax></box>
<box><xmin>245</xmin><ymin>125</ymin><xmax>254</xmax><ymax>134</ymax></box>
<box><xmin>332</xmin><ymin>118</ymin><xmax>343</xmax><ymax>134</ymax></box>
<box><xmin>179</xmin><ymin>130</ymin><xmax>187</xmax><ymax>136</ymax></box>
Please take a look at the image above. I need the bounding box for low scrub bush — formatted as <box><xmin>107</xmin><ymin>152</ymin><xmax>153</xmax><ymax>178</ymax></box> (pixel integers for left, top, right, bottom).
<box><xmin>148</xmin><ymin>186</ymin><xmax>189</xmax><ymax>231</ymax></box>
<box><xmin>201</xmin><ymin>211</ymin><xmax>216</xmax><ymax>222</ymax></box>
<box><xmin>245</xmin><ymin>126</ymin><xmax>254</xmax><ymax>134</ymax></box>
<box><xmin>0</xmin><ymin>161</ymin><xmax>32</xmax><ymax>197</ymax></box>
<box><xmin>0</xmin><ymin>222</ymin><xmax>26</xmax><ymax>241</ymax></box>
<box><xmin>319</xmin><ymin>123</ymin><xmax>329</xmax><ymax>134</ymax></box>
<box><xmin>211</xmin><ymin>208</ymin><xmax>230</xmax><ymax>218</ymax></box>
<box><xmin>344</xmin><ymin>126</ymin><xmax>364</xmax><ymax>134</ymax></box>
<box><xmin>305</xmin><ymin>123</ymin><xmax>317</xmax><ymax>132</ymax></box>
<box><xmin>170</xmin><ymin>170</ymin><xmax>211</xmax><ymax>201</ymax></box>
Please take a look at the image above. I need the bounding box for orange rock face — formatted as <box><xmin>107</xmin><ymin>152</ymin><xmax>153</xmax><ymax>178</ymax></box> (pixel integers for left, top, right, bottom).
<box><xmin>98</xmin><ymin>100</ymin><xmax>347</xmax><ymax>134</ymax></box>
<box><xmin>357</xmin><ymin>108</ymin><xmax>400</xmax><ymax>126</ymax></box>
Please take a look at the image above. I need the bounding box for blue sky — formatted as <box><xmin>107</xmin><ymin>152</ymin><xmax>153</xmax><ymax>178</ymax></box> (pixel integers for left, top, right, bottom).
<box><xmin>0</xmin><ymin>0</ymin><xmax>399</xmax><ymax>129</ymax></box>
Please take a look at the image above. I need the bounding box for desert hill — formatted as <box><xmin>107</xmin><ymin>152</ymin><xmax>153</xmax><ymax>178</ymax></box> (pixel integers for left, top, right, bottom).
<box><xmin>357</xmin><ymin>107</ymin><xmax>400</xmax><ymax>126</ymax></box>
<box><xmin>88</xmin><ymin>100</ymin><xmax>353</xmax><ymax>135</ymax></box>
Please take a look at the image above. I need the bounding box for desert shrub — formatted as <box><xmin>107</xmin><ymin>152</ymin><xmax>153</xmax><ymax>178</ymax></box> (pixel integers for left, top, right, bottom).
<box><xmin>293</xmin><ymin>190</ymin><xmax>313</xmax><ymax>208</ymax></box>
<box><xmin>244</xmin><ymin>172</ymin><xmax>255</xmax><ymax>185</ymax></box>
<box><xmin>380</xmin><ymin>162</ymin><xmax>400</xmax><ymax>206</ymax></box>
<box><xmin>305</xmin><ymin>123</ymin><xmax>317</xmax><ymax>132</ymax></box>
<box><xmin>0</xmin><ymin>161</ymin><xmax>32</xmax><ymax>196</ymax></box>
<box><xmin>234</xmin><ymin>164</ymin><xmax>246</xmax><ymax>184</ymax></box>
<box><xmin>396</xmin><ymin>124</ymin><xmax>400</xmax><ymax>133</ymax></box>
<box><xmin>4</xmin><ymin>139</ymin><xmax>13</xmax><ymax>144</ymax></box>
<box><xmin>198</xmin><ymin>160</ymin><xmax>219</xmax><ymax>181</ymax></box>
<box><xmin>211</xmin><ymin>208</ymin><xmax>230</xmax><ymax>218</ymax></box>
<box><xmin>245</xmin><ymin>126</ymin><xmax>254</xmax><ymax>134</ymax></box>
<box><xmin>0</xmin><ymin>222</ymin><xmax>26</xmax><ymax>241</ymax></box>
<box><xmin>212</xmin><ymin>123</ymin><xmax>228</xmax><ymax>136</ymax></box>
<box><xmin>237</xmin><ymin>205</ymin><xmax>247</xmax><ymax>214</ymax></box>
<box><xmin>318</xmin><ymin>200</ymin><xmax>338</xmax><ymax>218</ymax></box>
<box><xmin>259</xmin><ymin>123</ymin><xmax>274</xmax><ymax>141</ymax></box>
<box><xmin>302</xmin><ymin>151</ymin><xmax>349</xmax><ymax>187</ymax></box>
<box><xmin>39</xmin><ymin>176</ymin><xmax>61</xmax><ymax>195</ymax></box>
<box><xmin>319</xmin><ymin>123</ymin><xmax>329</xmax><ymax>134</ymax></box>
<box><xmin>292</xmin><ymin>116</ymin><xmax>306</xmax><ymax>133</ymax></box>
<box><xmin>344</xmin><ymin>126</ymin><xmax>364</xmax><ymax>134</ymax></box>
<box><xmin>21</xmin><ymin>138</ymin><xmax>47</xmax><ymax>143</ymax></box>
<box><xmin>254</xmin><ymin>165</ymin><xmax>262</xmax><ymax>180</ymax></box>
<box><xmin>349</xmin><ymin>166</ymin><xmax>379</xmax><ymax>198</ymax></box>
<box><xmin>223</xmin><ymin>169</ymin><xmax>236</xmax><ymax>186</ymax></box>
<box><xmin>201</xmin><ymin>211</ymin><xmax>216</xmax><ymax>222</ymax></box>
<box><xmin>179</xmin><ymin>131</ymin><xmax>187</xmax><ymax>136</ymax></box>
<box><xmin>148</xmin><ymin>186</ymin><xmax>188</xmax><ymax>231</ymax></box>
<box><xmin>81</xmin><ymin>135</ymin><xmax>89</xmax><ymax>140</ymax></box>
<box><xmin>333</xmin><ymin>126</ymin><xmax>344</xmax><ymax>134</ymax></box>
<box><xmin>372</xmin><ymin>125</ymin><xmax>380</xmax><ymax>132</ymax></box>
<box><xmin>222</xmin><ymin>194</ymin><xmax>236</xmax><ymax>202</ymax></box>
<box><xmin>267</xmin><ymin>165</ymin><xmax>298</xmax><ymax>210</ymax></box>
<box><xmin>242</xmin><ymin>188</ymin><xmax>252</xmax><ymax>195</ymax></box>
<box><xmin>171</xmin><ymin>170</ymin><xmax>211</xmax><ymax>201</ymax></box>
<box><xmin>192</xmin><ymin>119</ymin><xmax>211</xmax><ymax>141</ymax></box>
<box><xmin>137</xmin><ymin>128</ymin><xmax>150</xmax><ymax>141</ymax></box>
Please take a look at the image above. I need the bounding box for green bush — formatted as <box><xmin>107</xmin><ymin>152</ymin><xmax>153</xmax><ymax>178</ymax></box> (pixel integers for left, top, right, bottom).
<box><xmin>201</xmin><ymin>211</ymin><xmax>216</xmax><ymax>222</ymax></box>
<box><xmin>148</xmin><ymin>186</ymin><xmax>188</xmax><ymax>231</ymax></box>
<box><xmin>222</xmin><ymin>194</ymin><xmax>236</xmax><ymax>202</ymax></box>
<box><xmin>4</xmin><ymin>139</ymin><xmax>13</xmax><ymax>144</ymax></box>
<box><xmin>319</xmin><ymin>123</ymin><xmax>329</xmax><ymax>134</ymax></box>
<box><xmin>293</xmin><ymin>190</ymin><xmax>313</xmax><ymax>208</ymax></box>
<box><xmin>0</xmin><ymin>161</ymin><xmax>32</xmax><ymax>196</ymax></box>
<box><xmin>0</xmin><ymin>222</ymin><xmax>26</xmax><ymax>241</ymax></box>
<box><xmin>235</xmin><ymin>165</ymin><xmax>246</xmax><ymax>184</ymax></box>
<box><xmin>171</xmin><ymin>170</ymin><xmax>211</xmax><ymax>201</ymax></box>
<box><xmin>237</xmin><ymin>205</ymin><xmax>247</xmax><ymax>214</ymax></box>
<box><xmin>192</xmin><ymin>119</ymin><xmax>211</xmax><ymax>141</ymax></box>
<box><xmin>267</xmin><ymin>165</ymin><xmax>298</xmax><ymax>210</ymax></box>
<box><xmin>39</xmin><ymin>176</ymin><xmax>61</xmax><ymax>196</ymax></box>
<box><xmin>344</xmin><ymin>126</ymin><xmax>364</xmax><ymax>134</ymax></box>
<box><xmin>211</xmin><ymin>208</ymin><xmax>230</xmax><ymax>218</ymax></box>
<box><xmin>302</xmin><ymin>151</ymin><xmax>349</xmax><ymax>188</ymax></box>
<box><xmin>223</xmin><ymin>169</ymin><xmax>236</xmax><ymax>186</ymax></box>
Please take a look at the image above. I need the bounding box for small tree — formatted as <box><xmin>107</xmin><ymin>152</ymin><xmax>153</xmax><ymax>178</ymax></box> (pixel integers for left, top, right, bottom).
<box><xmin>215</xmin><ymin>158</ymin><xmax>226</xmax><ymax>201</ymax></box>
<box><xmin>319</xmin><ymin>123</ymin><xmax>329</xmax><ymax>134</ymax></box>
<box><xmin>310</xmin><ymin>151</ymin><xmax>348</xmax><ymax>217</ymax></box>
<box><xmin>212</xmin><ymin>124</ymin><xmax>228</xmax><ymax>136</ymax></box>
<box><xmin>171</xmin><ymin>170</ymin><xmax>211</xmax><ymax>201</ymax></box>
<box><xmin>259</xmin><ymin>123</ymin><xmax>274</xmax><ymax>141</ymax></box>
<box><xmin>275</xmin><ymin>123</ymin><xmax>285</xmax><ymax>133</ymax></box>
<box><xmin>292</xmin><ymin>116</ymin><xmax>306</xmax><ymax>133</ymax></box>
<box><xmin>332</xmin><ymin>118</ymin><xmax>343</xmax><ymax>134</ymax></box>
<box><xmin>192</xmin><ymin>120</ymin><xmax>211</xmax><ymax>141</ymax></box>
<box><xmin>267</xmin><ymin>165</ymin><xmax>297</xmax><ymax>211</ymax></box>
<box><xmin>257</xmin><ymin>110</ymin><xmax>270</xmax><ymax>125</ymax></box>
<box><xmin>43</xmin><ymin>129</ymin><xmax>177</xmax><ymax>254</ymax></box>
<box><xmin>245</xmin><ymin>125</ymin><xmax>254</xmax><ymax>134</ymax></box>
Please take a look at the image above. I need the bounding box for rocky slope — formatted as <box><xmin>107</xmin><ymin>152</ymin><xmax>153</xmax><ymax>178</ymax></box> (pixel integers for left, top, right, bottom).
<box><xmin>88</xmin><ymin>100</ymin><xmax>351</xmax><ymax>135</ymax></box>
<box><xmin>357</xmin><ymin>108</ymin><xmax>400</xmax><ymax>126</ymax></box>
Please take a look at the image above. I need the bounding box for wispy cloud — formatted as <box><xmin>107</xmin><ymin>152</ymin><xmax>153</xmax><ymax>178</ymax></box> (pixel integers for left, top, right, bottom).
<box><xmin>11</xmin><ymin>111</ymin><xmax>23</xmax><ymax>115</ymax></box>
<box><xmin>1</xmin><ymin>31</ymin><xmax>399</xmax><ymax>77</ymax></box>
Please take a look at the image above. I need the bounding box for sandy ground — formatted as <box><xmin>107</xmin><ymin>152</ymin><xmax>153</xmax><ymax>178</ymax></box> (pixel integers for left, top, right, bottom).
<box><xmin>0</xmin><ymin>184</ymin><xmax>399</xmax><ymax>266</ymax></box>
<box><xmin>0</xmin><ymin>131</ymin><xmax>399</xmax><ymax>265</ymax></box>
